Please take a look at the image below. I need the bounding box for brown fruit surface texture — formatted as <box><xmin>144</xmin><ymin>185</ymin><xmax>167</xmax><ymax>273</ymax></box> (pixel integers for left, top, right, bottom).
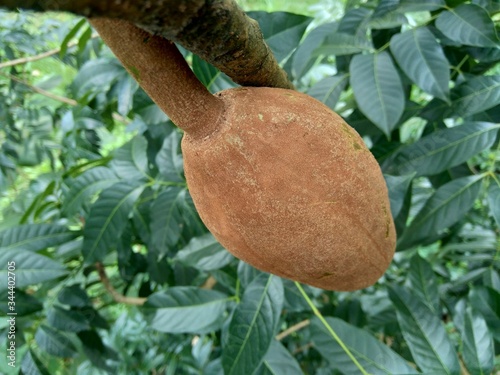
<box><xmin>183</xmin><ymin>87</ymin><xmax>396</xmax><ymax>291</ymax></box>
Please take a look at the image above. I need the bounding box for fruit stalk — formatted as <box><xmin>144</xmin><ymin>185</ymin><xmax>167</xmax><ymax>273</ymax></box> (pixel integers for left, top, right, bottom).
<box><xmin>90</xmin><ymin>18</ymin><xmax>224</xmax><ymax>138</ymax></box>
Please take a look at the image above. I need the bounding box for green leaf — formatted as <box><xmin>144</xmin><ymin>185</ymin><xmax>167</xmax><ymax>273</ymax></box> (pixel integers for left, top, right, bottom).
<box><xmin>60</xmin><ymin>18</ymin><xmax>87</xmax><ymax>58</ymax></box>
<box><xmin>248</xmin><ymin>12</ymin><xmax>312</xmax><ymax>62</ymax></box>
<box><xmin>57</xmin><ymin>284</ymin><xmax>91</xmax><ymax>307</ymax></box>
<box><xmin>398</xmin><ymin>175</ymin><xmax>484</xmax><ymax>249</ymax></box>
<box><xmin>398</xmin><ymin>0</ymin><xmax>445</xmax><ymax>12</ymax></box>
<box><xmin>62</xmin><ymin>166</ymin><xmax>119</xmax><ymax>215</ymax></box>
<box><xmin>21</xmin><ymin>349</ymin><xmax>51</xmax><ymax>375</ymax></box>
<box><xmin>255</xmin><ymin>340</ymin><xmax>304</xmax><ymax>375</ymax></box>
<box><xmin>35</xmin><ymin>325</ymin><xmax>77</xmax><ymax>358</ymax></box>
<box><xmin>0</xmin><ymin>224</ymin><xmax>78</xmax><ymax>252</ymax></box>
<box><xmin>391</xmin><ymin>27</ymin><xmax>450</xmax><ymax>102</ymax></box>
<box><xmin>383</xmin><ymin>122</ymin><xmax>500</xmax><ymax>177</ymax></box>
<box><xmin>155</xmin><ymin>131</ymin><xmax>184</xmax><ymax>183</ymax></box>
<box><xmin>111</xmin><ymin>136</ymin><xmax>149</xmax><ymax>181</ymax></box>
<box><xmin>388</xmin><ymin>285</ymin><xmax>460</xmax><ymax>374</ymax></box>
<box><xmin>338</xmin><ymin>8</ymin><xmax>371</xmax><ymax>36</ymax></box>
<box><xmin>82</xmin><ymin>180</ymin><xmax>144</xmax><ymax>263</ymax></box>
<box><xmin>77</xmin><ymin>330</ymin><xmax>118</xmax><ymax>372</ymax></box>
<box><xmin>150</xmin><ymin>187</ymin><xmax>184</xmax><ymax>253</ymax></box>
<box><xmin>469</xmin><ymin>286</ymin><xmax>500</xmax><ymax>341</ymax></box>
<box><xmin>175</xmin><ymin>233</ymin><xmax>234</xmax><ymax>271</ymax></box>
<box><xmin>47</xmin><ymin>305</ymin><xmax>91</xmax><ymax>332</ymax></box>
<box><xmin>451</xmin><ymin>75</ymin><xmax>500</xmax><ymax>118</ymax></box>
<box><xmin>116</xmin><ymin>75</ymin><xmax>139</xmax><ymax>116</ymax></box>
<box><xmin>0</xmin><ymin>249</ymin><xmax>67</xmax><ymax>292</ymax></box>
<box><xmin>144</xmin><ymin>287</ymin><xmax>227</xmax><ymax>333</ymax></box>
<box><xmin>0</xmin><ymin>288</ymin><xmax>42</xmax><ymax>316</ymax></box>
<box><xmin>350</xmin><ymin>52</ymin><xmax>405</xmax><ymax>136</ymax></box>
<box><xmin>436</xmin><ymin>4</ymin><xmax>500</xmax><ymax>47</ymax></box>
<box><xmin>384</xmin><ymin>173</ymin><xmax>415</xmax><ymax>218</ymax></box>
<box><xmin>407</xmin><ymin>254</ymin><xmax>440</xmax><ymax>313</ymax></box>
<box><xmin>222</xmin><ymin>274</ymin><xmax>284</xmax><ymax>375</ymax></box>
<box><xmin>461</xmin><ymin>309</ymin><xmax>494</xmax><ymax>375</ymax></box>
<box><xmin>314</xmin><ymin>32</ymin><xmax>373</xmax><ymax>56</ymax></box>
<box><xmin>487</xmin><ymin>179</ymin><xmax>500</xmax><ymax>228</ymax></box>
<box><xmin>71</xmin><ymin>58</ymin><xmax>126</xmax><ymax>98</ymax></box>
<box><xmin>307</xmin><ymin>74</ymin><xmax>349</xmax><ymax>110</ymax></box>
<box><xmin>310</xmin><ymin>316</ymin><xmax>418</xmax><ymax>374</ymax></box>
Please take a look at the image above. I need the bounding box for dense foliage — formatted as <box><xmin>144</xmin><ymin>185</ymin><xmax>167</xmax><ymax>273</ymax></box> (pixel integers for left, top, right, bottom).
<box><xmin>0</xmin><ymin>0</ymin><xmax>499</xmax><ymax>374</ymax></box>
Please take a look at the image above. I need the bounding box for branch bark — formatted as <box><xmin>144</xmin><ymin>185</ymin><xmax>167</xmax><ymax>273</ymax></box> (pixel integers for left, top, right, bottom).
<box><xmin>0</xmin><ymin>0</ymin><xmax>294</xmax><ymax>90</ymax></box>
<box><xmin>95</xmin><ymin>262</ymin><xmax>147</xmax><ymax>306</ymax></box>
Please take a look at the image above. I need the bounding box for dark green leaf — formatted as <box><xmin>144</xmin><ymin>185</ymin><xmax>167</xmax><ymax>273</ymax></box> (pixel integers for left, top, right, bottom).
<box><xmin>469</xmin><ymin>286</ymin><xmax>500</xmax><ymax>341</ymax></box>
<box><xmin>35</xmin><ymin>325</ymin><xmax>77</xmax><ymax>358</ymax></box>
<box><xmin>451</xmin><ymin>75</ymin><xmax>500</xmax><ymax>117</ymax></box>
<box><xmin>58</xmin><ymin>284</ymin><xmax>91</xmax><ymax>307</ymax></box>
<box><xmin>462</xmin><ymin>309</ymin><xmax>494</xmax><ymax>375</ymax></box>
<box><xmin>237</xmin><ymin>261</ymin><xmax>265</xmax><ymax>289</ymax></box>
<box><xmin>383</xmin><ymin>122</ymin><xmax>500</xmax><ymax>177</ymax></box>
<box><xmin>384</xmin><ymin>173</ymin><xmax>415</xmax><ymax>218</ymax></box>
<box><xmin>436</xmin><ymin>4</ymin><xmax>500</xmax><ymax>47</ymax></box>
<box><xmin>388</xmin><ymin>285</ymin><xmax>460</xmax><ymax>374</ymax></box>
<box><xmin>155</xmin><ymin>130</ymin><xmax>184</xmax><ymax>183</ymax></box>
<box><xmin>0</xmin><ymin>249</ymin><xmax>67</xmax><ymax>292</ymax></box>
<box><xmin>350</xmin><ymin>52</ymin><xmax>405</xmax><ymax>136</ymax></box>
<box><xmin>310</xmin><ymin>316</ymin><xmax>418</xmax><ymax>374</ymax></box>
<box><xmin>71</xmin><ymin>58</ymin><xmax>126</xmax><ymax>98</ymax></box>
<box><xmin>77</xmin><ymin>330</ymin><xmax>118</xmax><ymax>372</ymax></box>
<box><xmin>21</xmin><ymin>349</ymin><xmax>51</xmax><ymax>375</ymax></box>
<box><xmin>116</xmin><ymin>75</ymin><xmax>139</xmax><ymax>116</ymax></box>
<box><xmin>398</xmin><ymin>175</ymin><xmax>483</xmax><ymax>249</ymax></box>
<box><xmin>315</xmin><ymin>32</ymin><xmax>373</xmax><ymax>56</ymax></box>
<box><xmin>488</xmin><ymin>179</ymin><xmax>500</xmax><ymax>228</ymax></box>
<box><xmin>338</xmin><ymin>7</ymin><xmax>371</xmax><ymax>36</ymax></box>
<box><xmin>255</xmin><ymin>340</ymin><xmax>303</xmax><ymax>375</ymax></box>
<box><xmin>0</xmin><ymin>288</ymin><xmax>42</xmax><ymax>316</ymax></box>
<box><xmin>62</xmin><ymin>166</ymin><xmax>119</xmax><ymax>215</ymax></box>
<box><xmin>82</xmin><ymin>180</ymin><xmax>144</xmax><ymax>263</ymax></box>
<box><xmin>175</xmin><ymin>233</ymin><xmax>234</xmax><ymax>271</ymax></box>
<box><xmin>398</xmin><ymin>0</ymin><xmax>446</xmax><ymax>12</ymax></box>
<box><xmin>47</xmin><ymin>306</ymin><xmax>91</xmax><ymax>332</ymax></box>
<box><xmin>248</xmin><ymin>12</ymin><xmax>312</xmax><ymax>62</ymax></box>
<box><xmin>0</xmin><ymin>224</ymin><xmax>78</xmax><ymax>252</ymax></box>
<box><xmin>408</xmin><ymin>254</ymin><xmax>440</xmax><ymax>313</ymax></box>
<box><xmin>222</xmin><ymin>274</ymin><xmax>284</xmax><ymax>375</ymax></box>
<box><xmin>111</xmin><ymin>136</ymin><xmax>149</xmax><ymax>181</ymax></box>
<box><xmin>60</xmin><ymin>18</ymin><xmax>87</xmax><ymax>57</ymax></box>
<box><xmin>144</xmin><ymin>287</ymin><xmax>227</xmax><ymax>333</ymax></box>
<box><xmin>307</xmin><ymin>74</ymin><xmax>348</xmax><ymax>110</ymax></box>
<box><xmin>390</xmin><ymin>27</ymin><xmax>450</xmax><ymax>102</ymax></box>
<box><xmin>150</xmin><ymin>187</ymin><xmax>184</xmax><ymax>253</ymax></box>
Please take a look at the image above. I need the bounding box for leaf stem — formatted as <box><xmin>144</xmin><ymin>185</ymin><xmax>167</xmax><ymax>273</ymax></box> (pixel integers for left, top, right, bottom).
<box><xmin>294</xmin><ymin>281</ymin><xmax>370</xmax><ymax>375</ymax></box>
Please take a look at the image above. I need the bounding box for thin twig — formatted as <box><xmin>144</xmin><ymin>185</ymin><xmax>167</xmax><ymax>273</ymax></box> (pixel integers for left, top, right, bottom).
<box><xmin>0</xmin><ymin>34</ymin><xmax>99</xmax><ymax>69</ymax></box>
<box><xmin>95</xmin><ymin>262</ymin><xmax>147</xmax><ymax>306</ymax></box>
<box><xmin>276</xmin><ymin>319</ymin><xmax>310</xmax><ymax>341</ymax></box>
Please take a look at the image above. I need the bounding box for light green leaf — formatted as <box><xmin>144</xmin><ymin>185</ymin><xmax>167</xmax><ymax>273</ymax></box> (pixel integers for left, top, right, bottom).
<box><xmin>408</xmin><ymin>254</ymin><xmax>440</xmax><ymax>313</ymax></box>
<box><xmin>389</xmin><ymin>285</ymin><xmax>460</xmax><ymax>374</ymax></box>
<box><xmin>385</xmin><ymin>173</ymin><xmax>415</xmax><ymax>218</ymax></box>
<box><xmin>222</xmin><ymin>274</ymin><xmax>284</xmax><ymax>375</ymax></box>
<box><xmin>150</xmin><ymin>187</ymin><xmax>184</xmax><ymax>253</ymax></box>
<box><xmin>487</xmin><ymin>179</ymin><xmax>500</xmax><ymax>228</ymax></box>
<box><xmin>350</xmin><ymin>52</ymin><xmax>405</xmax><ymax>135</ymax></box>
<box><xmin>21</xmin><ymin>349</ymin><xmax>51</xmax><ymax>375</ymax></box>
<box><xmin>307</xmin><ymin>74</ymin><xmax>348</xmax><ymax>110</ymax></box>
<box><xmin>71</xmin><ymin>58</ymin><xmax>126</xmax><ymax>98</ymax></box>
<box><xmin>175</xmin><ymin>233</ymin><xmax>234</xmax><ymax>271</ymax></box>
<box><xmin>462</xmin><ymin>309</ymin><xmax>494</xmax><ymax>375</ymax></box>
<box><xmin>469</xmin><ymin>287</ymin><xmax>500</xmax><ymax>342</ymax></box>
<box><xmin>255</xmin><ymin>340</ymin><xmax>304</xmax><ymax>375</ymax></box>
<box><xmin>310</xmin><ymin>316</ymin><xmax>418</xmax><ymax>374</ymax></box>
<box><xmin>82</xmin><ymin>180</ymin><xmax>144</xmax><ymax>263</ymax></box>
<box><xmin>0</xmin><ymin>249</ymin><xmax>67</xmax><ymax>292</ymax></box>
<box><xmin>436</xmin><ymin>4</ymin><xmax>500</xmax><ymax>47</ymax></box>
<box><xmin>314</xmin><ymin>32</ymin><xmax>373</xmax><ymax>56</ymax></box>
<box><xmin>144</xmin><ymin>287</ymin><xmax>227</xmax><ymax>334</ymax></box>
<box><xmin>338</xmin><ymin>8</ymin><xmax>371</xmax><ymax>37</ymax></box>
<box><xmin>62</xmin><ymin>167</ymin><xmax>119</xmax><ymax>215</ymax></box>
<box><xmin>383</xmin><ymin>122</ymin><xmax>500</xmax><ymax>177</ymax></box>
<box><xmin>155</xmin><ymin>131</ymin><xmax>184</xmax><ymax>183</ymax></box>
<box><xmin>391</xmin><ymin>27</ymin><xmax>450</xmax><ymax>102</ymax></box>
<box><xmin>111</xmin><ymin>136</ymin><xmax>149</xmax><ymax>181</ymax></box>
<box><xmin>116</xmin><ymin>75</ymin><xmax>139</xmax><ymax>116</ymax></box>
<box><xmin>451</xmin><ymin>75</ymin><xmax>500</xmax><ymax>118</ymax></box>
<box><xmin>0</xmin><ymin>224</ymin><xmax>78</xmax><ymax>252</ymax></box>
<box><xmin>398</xmin><ymin>175</ymin><xmax>484</xmax><ymax>249</ymax></box>
<box><xmin>35</xmin><ymin>325</ymin><xmax>78</xmax><ymax>358</ymax></box>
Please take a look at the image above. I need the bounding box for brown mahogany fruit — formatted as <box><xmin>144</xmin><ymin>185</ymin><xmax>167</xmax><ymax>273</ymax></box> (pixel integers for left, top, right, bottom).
<box><xmin>91</xmin><ymin>19</ymin><xmax>396</xmax><ymax>291</ymax></box>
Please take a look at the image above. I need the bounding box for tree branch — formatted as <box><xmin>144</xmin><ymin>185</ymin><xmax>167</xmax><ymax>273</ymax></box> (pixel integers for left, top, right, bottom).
<box><xmin>275</xmin><ymin>319</ymin><xmax>310</xmax><ymax>341</ymax></box>
<box><xmin>0</xmin><ymin>0</ymin><xmax>294</xmax><ymax>90</ymax></box>
<box><xmin>95</xmin><ymin>262</ymin><xmax>147</xmax><ymax>306</ymax></box>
